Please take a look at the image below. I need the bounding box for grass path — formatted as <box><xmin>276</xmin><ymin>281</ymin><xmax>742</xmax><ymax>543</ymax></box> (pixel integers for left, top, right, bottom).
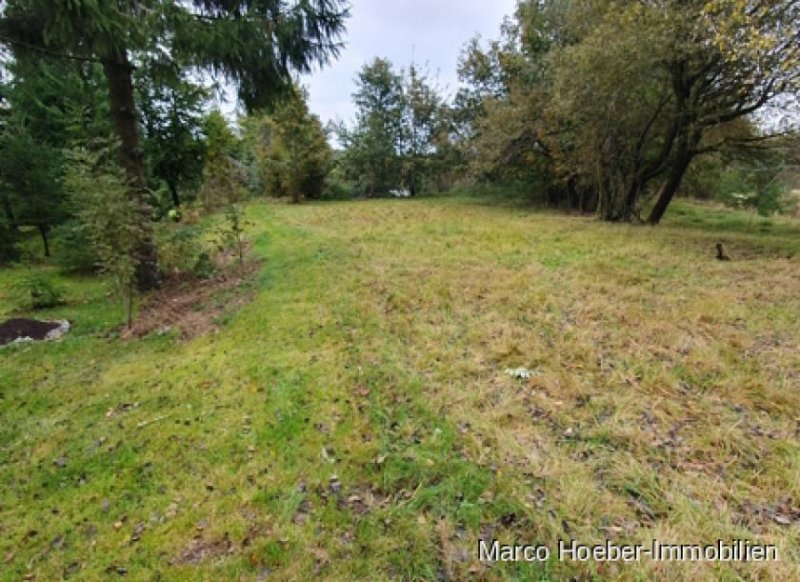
<box><xmin>1</xmin><ymin>196</ymin><xmax>799</xmax><ymax>580</ymax></box>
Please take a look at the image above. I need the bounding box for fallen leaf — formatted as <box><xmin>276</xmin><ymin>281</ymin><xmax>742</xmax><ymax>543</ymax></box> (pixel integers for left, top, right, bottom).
<box><xmin>773</xmin><ymin>514</ymin><xmax>792</xmax><ymax>526</ymax></box>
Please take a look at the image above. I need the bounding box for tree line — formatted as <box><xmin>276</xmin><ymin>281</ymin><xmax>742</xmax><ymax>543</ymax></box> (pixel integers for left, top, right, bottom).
<box><xmin>1</xmin><ymin>0</ymin><xmax>798</xmax><ymax>296</ymax></box>
<box><xmin>319</xmin><ymin>0</ymin><xmax>799</xmax><ymax>222</ymax></box>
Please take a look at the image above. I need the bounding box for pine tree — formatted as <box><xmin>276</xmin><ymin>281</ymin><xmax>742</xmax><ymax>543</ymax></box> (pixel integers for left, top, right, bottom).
<box><xmin>0</xmin><ymin>0</ymin><xmax>348</xmax><ymax>286</ymax></box>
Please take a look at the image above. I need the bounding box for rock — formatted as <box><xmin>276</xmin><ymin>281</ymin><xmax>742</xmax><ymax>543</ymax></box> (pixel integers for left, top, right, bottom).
<box><xmin>45</xmin><ymin>320</ymin><xmax>71</xmax><ymax>341</ymax></box>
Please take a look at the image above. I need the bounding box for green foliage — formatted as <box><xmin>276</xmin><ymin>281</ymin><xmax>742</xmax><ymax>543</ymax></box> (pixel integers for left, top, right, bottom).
<box><xmin>0</xmin><ymin>47</ymin><xmax>112</xmax><ymax>263</ymax></box>
<box><xmin>63</xmin><ymin>149</ymin><xmax>144</xmax><ymax>327</ymax></box>
<box><xmin>50</xmin><ymin>219</ymin><xmax>101</xmax><ymax>273</ymax></box>
<box><xmin>339</xmin><ymin>58</ymin><xmax>406</xmax><ymax>196</ymax></box>
<box><xmin>137</xmin><ymin>68</ymin><xmax>208</xmax><ymax>208</ymax></box>
<box><xmin>199</xmin><ymin>156</ymin><xmax>246</xmax><ymax>212</ymax></box>
<box><xmin>1</xmin><ymin>53</ymin><xmax>111</xmax><ymax>149</ymax></box>
<box><xmin>457</xmin><ymin>0</ymin><xmax>799</xmax><ymax>222</ymax></box>
<box><xmin>716</xmin><ymin>167</ymin><xmax>787</xmax><ymax>216</ymax></box>
<box><xmin>338</xmin><ymin>59</ymin><xmax>450</xmax><ymax>197</ymax></box>
<box><xmin>245</xmin><ymin>88</ymin><xmax>332</xmax><ymax>202</ymax></box>
<box><xmin>221</xmin><ymin>204</ymin><xmax>247</xmax><ymax>270</ymax></box>
<box><xmin>0</xmin><ymin>216</ymin><xmax>20</xmax><ymax>264</ymax></box>
<box><xmin>0</xmin><ymin>123</ymin><xmax>68</xmax><ymax>253</ymax></box>
<box><xmin>193</xmin><ymin>251</ymin><xmax>215</xmax><ymax>279</ymax></box>
<box><xmin>0</xmin><ymin>0</ymin><xmax>350</xmax><ymax>111</ymax></box>
<box><xmin>319</xmin><ymin>166</ymin><xmax>354</xmax><ymax>201</ymax></box>
<box><xmin>203</xmin><ymin>110</ymin><xmax>241</xmax><ymax>161</ymax></box>
<box><xmin>12</xmin><ymin>274</ymin><xmax>65</xmax><ymax>310</ymax></box>
<box><xmin>197</xmin><ymin>111</ymin><xmax>246</xmax><ymax>212</ymax></box>
<box><xmin>400</xmin><ymin>64</ymin><xmax>444</xmax><ymax>195</ymax></box>
<box><xmin>156</xmin><ymin>223</ymin><xmax>205</xmax><ymax>278</ymax></box>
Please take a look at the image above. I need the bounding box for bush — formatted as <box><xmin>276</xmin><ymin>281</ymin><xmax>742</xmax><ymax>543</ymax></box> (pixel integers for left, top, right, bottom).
<box><xmin>199</xmin><ymin>156</ymin><xmax>246</xmax><ymax>211</ymax></box>
<box><xmin>715</xmin><ymin>167</ymin><xmax>787</xmax><ymax>216</ymax></box>
<box><xmin>320</xmin><ymin>177</ymin><xmax>353</xmax><ymax>201</ymax></box>
<box><xmin>50</xmin><ymin>219</ymin><xmax>100</xmax><ymax>273</ymax></box>
<box><xmin>14</xmin><ymin>275</ymin><xmax>65</xmax><ymax>310</ymax></box>
<box><xmin>193</xmin><ymin>251</ymin><xmax>215</xmax><ymax>279</ymax></box>
<box><xmin>156</xmin><ymin>223</ymin><xmax>203</xmax><ymax>277</ymax></box>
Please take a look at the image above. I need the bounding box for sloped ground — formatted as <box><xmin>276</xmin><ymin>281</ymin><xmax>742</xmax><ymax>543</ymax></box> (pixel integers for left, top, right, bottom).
<box><xmin>121</xmin><ymin>261</ymin><xmax>259</xmax><ymax>341</ymax></box>
<box><xmin>1</xmin><ymin>196</ymin><xmax>798</xmax><ymax>580</ymax></box>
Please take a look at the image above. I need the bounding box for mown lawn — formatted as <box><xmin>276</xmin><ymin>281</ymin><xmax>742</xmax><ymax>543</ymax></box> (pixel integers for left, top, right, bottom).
<box><xmin>1</xmin><ymin>195</ymin><xmax>799</xmax><ymax>581</ymax></box>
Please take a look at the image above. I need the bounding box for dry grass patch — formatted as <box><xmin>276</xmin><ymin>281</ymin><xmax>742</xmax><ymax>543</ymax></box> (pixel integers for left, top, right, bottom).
<box><xmin>278</xmin><ymin>197</ymin><xmax>800</xmax><ymax>579</ymax></box>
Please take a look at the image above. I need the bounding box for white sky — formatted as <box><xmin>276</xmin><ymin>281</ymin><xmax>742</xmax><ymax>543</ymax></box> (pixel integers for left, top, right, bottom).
<box><xmin>298</xmin><ymin>0</ymin><xmax>519</xmax><ymax>127</ymax></box>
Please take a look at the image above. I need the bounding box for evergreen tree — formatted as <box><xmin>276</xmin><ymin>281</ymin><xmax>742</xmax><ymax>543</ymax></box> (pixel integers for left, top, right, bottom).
<box><xmin>339</xmin><ymin>58</ymin><xmax>405</xmax><ymax>197</ymax></box>
<box><xmin>247</xmin><ymin>88</ymin><xmax>331</xmax><ymax>202</ymax></box>
<box><xmin>401</xmin><ymin>64</ymin><xmax>442</xmax><ymax>196</ymax></box>
<box><xmin>0</xmin><ymin>0</ymin><xmax>349</xmax><ymax>287</ymax></box>
<box><xmin>137</xmin><ymin>67</ymin><xmax>208</xmax><ymax>209</ymax></box>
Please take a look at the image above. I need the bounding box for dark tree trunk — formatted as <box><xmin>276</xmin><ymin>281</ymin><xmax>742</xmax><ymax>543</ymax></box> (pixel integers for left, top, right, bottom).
<box><xmin>566</xmin><ymin>176</ymin><xmax>579</xmax><ymax>210</ymax></box>
<box><xmin>167</xmin><ymin>179</ymin><xmax>181</xmax><ymax>208</ymax></box>
<box><xmin>2</xmin><ymin>195</ymin><xmax>17</xmax><ymax>230</ymax></box>
<box><xmin>38</xmin><ymin>224</ymin><xmax>50</xmax><ymax>257</ymax></box>
<box><xmin>620</xmin><ymin>179</ymin><xmax>643</xmax><ymax>222</ymax></box>
<box><xmin>102</xmin><ymin>49</ymin><xmax>158</xmax><ymax>291</ymax></box>
<box><xmin>581</xmin><ymin>187</ymin><xmax>598</xmax><ymax>214</ymax></box>
<box><xmin>647</xmin><ymin>145</ymin><xmax>693</xmax><ymax>225</ymax></box>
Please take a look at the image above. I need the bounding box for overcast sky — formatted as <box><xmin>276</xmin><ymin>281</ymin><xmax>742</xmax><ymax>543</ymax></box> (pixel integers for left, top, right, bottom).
<box><xmin>297</xmin><ymin>0</ymin><xmax>518</xmax><ymax>127</ymax></box>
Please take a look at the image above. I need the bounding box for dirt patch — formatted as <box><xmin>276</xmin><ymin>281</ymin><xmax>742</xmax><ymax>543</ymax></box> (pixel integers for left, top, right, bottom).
<box><xmin>0</xmin><ymin>318</ymin><xmax>63</xmax><ymax>346</ymax></box>
<box><xmin>172</xmin><ymin>534</ymin><xmax>238</xmax><ymax>565</ymax></box>
<box><xmin>122</xmin><ymin>261</ymin><xmax>259</xmax><ymax>340</ymax></box>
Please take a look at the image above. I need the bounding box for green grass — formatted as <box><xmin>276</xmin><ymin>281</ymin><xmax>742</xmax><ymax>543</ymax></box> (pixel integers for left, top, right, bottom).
<box><xmin>1</xmin><ymin>195</ymin><xmax>799</xmax><ymax>580</ymax></box>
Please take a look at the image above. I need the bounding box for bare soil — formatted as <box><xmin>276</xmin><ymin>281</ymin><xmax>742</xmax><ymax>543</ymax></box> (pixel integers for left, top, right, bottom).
<box><xmin>0</xmin><ymin>318</ymin><xmax>61</xmax><ymax>345</ymax></box>
<box><xmin>121</xmin><ymin>261</ymin><xmax>258</xmax><ymax>340</ymax></box>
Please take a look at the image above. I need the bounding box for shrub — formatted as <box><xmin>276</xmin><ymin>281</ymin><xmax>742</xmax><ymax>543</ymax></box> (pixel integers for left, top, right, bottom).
<box><xmin>221</xmin><ymin>203</ymin><xmax>246</xmax><ymax>270</ymax></box>
<box><xmin>193</xmin><ymin>251</ymin><xmax>215</xmax><ymax>279</ymax></box>
<box><xmin>199</xmin><ymin>156</ymin><xmax>246</xmax><ymax>211</ymax></box>
<box><xmin>156</xmin><ymin>223</ymin><xmax>203</xmax><ymax>277</ymax></box>
<box><xmin>50</xmin><ymin>219</ymin><xmax>101</xmax><ymax>273</ymax></box>
<box><xmin>320</xmin><ymin>169</ymin><xmax>354</xmax><ymax>201</ymax></box>
<box><xmin>14</xmin><ymin>275</ymin><xmax>65</xmax><ymax>310</ymax></box>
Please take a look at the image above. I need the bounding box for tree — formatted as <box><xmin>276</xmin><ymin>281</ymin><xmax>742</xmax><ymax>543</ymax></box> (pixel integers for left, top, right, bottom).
<box><xmin>198</xmin><ymin>110</ymin><xmax>245</xmax><ymax>211</ymax></box>
<box><xmin>0</xmin><ymin>124</ymin><xmax>66</xmax><ymax>257</ymax></box>
<box><xmin>339</xmin><ymin>58</ymin><xmax>450</xmax><ymax>197</ymax></box>
<box><xmin>137</xmin><ymin>66</ymin><xmax>207</xmax><ymax>208</ymax></box>
<box><xmin>643</xmin><ymin>0</ymin><xmax>800</xmax><ymax>223</ymax></box>
<box><xmin>247</xmin><ymin>87</ymin><xmax>332</xmax><ymax>202</ymax></box>
<box><xmin>401</xmin><ymin>64</ymin><xmax>442</xmax><ymax>195</ymax></box>
<box><xmin>458</xmin><ymin>0</ymin><xmax>800</xmax><ymax>223</ymax></box>
<box><xmin>0</xmin><ymin>49</ymin><xmax>112</xmax><ymax>258</ymax></box>
<box><xmin>0</xmin><ymin>0</ymin><xmax>349</xmax><ymax>287</ymax></box>
<box><xmin>339</xmin><ymin>58</ymin><xmax>406</xmax><ymax>196</ymax></box>
<box><xmin>64</xmin><ymin>148</ymin><xmax>145</xmax><ymax>328</ymax></box>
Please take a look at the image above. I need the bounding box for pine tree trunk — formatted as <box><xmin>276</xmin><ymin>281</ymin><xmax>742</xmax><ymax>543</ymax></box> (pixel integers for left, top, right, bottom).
<box><xmin>103</xmin><ymin>49</ymin><xmax>159</xmax><ymax>291</ymax></box>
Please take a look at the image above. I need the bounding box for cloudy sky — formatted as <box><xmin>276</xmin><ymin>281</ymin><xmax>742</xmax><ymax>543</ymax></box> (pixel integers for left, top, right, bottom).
<box><xmin>298</xmin><ymin>0</ymin><xmax>518</xmax><ymax>127</ymax></box>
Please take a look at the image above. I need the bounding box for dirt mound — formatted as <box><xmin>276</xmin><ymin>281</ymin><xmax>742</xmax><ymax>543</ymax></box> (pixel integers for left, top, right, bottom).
<box><xmin>0</xmin><ymin>318</ymin><xmax>64</xmax><ymax>346</ymax></box>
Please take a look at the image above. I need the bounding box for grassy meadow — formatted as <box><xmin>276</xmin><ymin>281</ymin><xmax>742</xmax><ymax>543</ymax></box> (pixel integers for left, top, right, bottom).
<box><xmin>1</xmin><ymin>195</ymin><xmax>799</xmax><ymax>580</ymax></box>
